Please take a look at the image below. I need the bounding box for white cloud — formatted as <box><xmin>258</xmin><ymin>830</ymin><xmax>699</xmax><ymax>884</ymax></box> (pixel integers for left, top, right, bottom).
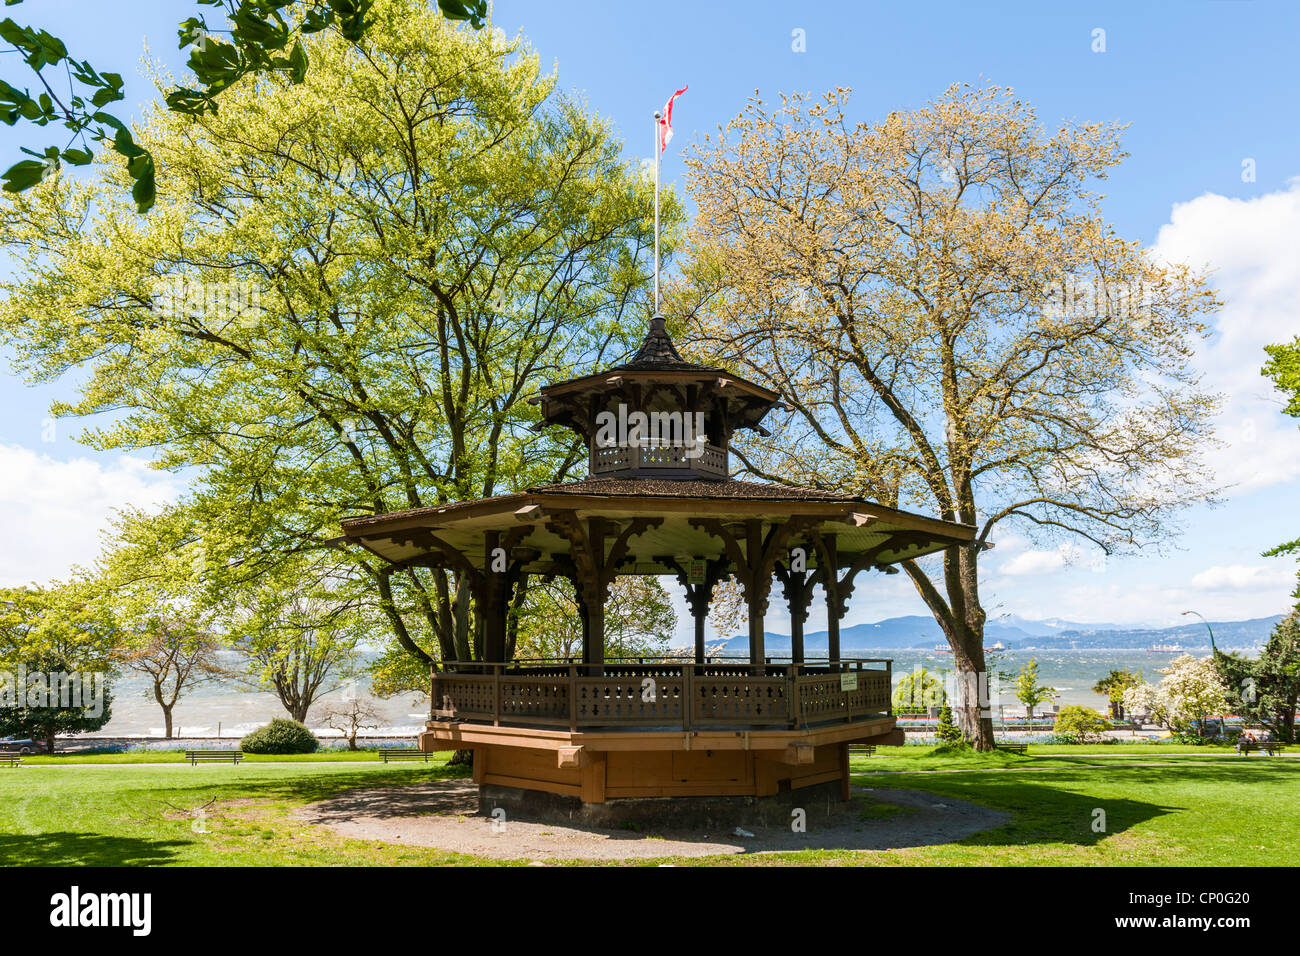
<box><xmin>0</xmin><ymin>444</ymin><xmax>182</xmax><ymax>587</ymax></box>
<box><xmin>999</xmin><ymin>543</ymin><xmax>1082</xmax><ymax>577</ymax></box>
<box><xmin>1152</xmin><ymin>178</ymin><xmax>1300</xmax><ymax>492</ymax></box>
<box><xmin>1190</xmin><ymin>563</ymin><xmax>1295</xmax><ymax>592</ymax></box>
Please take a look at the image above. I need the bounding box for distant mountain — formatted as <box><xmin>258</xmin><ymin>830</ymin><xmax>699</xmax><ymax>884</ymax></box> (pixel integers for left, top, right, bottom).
<box><xmin>989</xmin><ymin>614</ymin><xmax>1122</xmax><ymax>636</ymax></box>
<box><xmin>715</xmin><ymin>614</ymin><xmax>1284</xmax><ymax>654</ymax></box>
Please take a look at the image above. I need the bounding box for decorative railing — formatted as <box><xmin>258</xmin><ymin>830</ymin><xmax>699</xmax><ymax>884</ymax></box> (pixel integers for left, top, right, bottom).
<box><xmin>430</xmin><ymin>658</ymin><xmax>892</xmax><ymax>732</ymax></box>
<box><xmin>589</xmin><ymin>442</ymin><xmax>728</xmax><ymax>478</ymax></box>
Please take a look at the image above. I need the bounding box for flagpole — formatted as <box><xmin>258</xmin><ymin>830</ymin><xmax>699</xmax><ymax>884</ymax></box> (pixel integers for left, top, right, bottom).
<box><xmin>654</xmin><ymin>109</ymin><xmax>661</xmax><ymax>316</ymax></box>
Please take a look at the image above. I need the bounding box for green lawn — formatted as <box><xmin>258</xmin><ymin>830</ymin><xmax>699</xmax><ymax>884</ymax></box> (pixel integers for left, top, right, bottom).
<box><xmin>1</xmin><ymin>747</ymin><xmax>1295</xmax><ymax>866</ymax></box>
<box><xmin>20</xmin><ymin>750</ymin><xmax>456</xmax><ymax>765</ymax></box>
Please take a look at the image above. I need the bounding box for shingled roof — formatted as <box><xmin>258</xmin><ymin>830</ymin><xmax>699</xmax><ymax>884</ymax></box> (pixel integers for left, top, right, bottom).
<box><xmin>527</xmin><ymin>476</ymin><xmax>860</xmax><ymax>500</ymax></box>
<box><xmin>608</xmin><ymin>314</ymin><xmax>723</xmax><ymax>373</ymax></box>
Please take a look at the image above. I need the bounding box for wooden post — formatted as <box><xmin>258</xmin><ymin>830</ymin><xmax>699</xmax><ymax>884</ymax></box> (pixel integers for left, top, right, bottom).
<box><xmin>822</xmin><ymin>533</ymin><xmax>842</xmax><ymax>663</ymax></box>
<box><xmin>568</xmin><ymin>663</ymin><xmax>578</xmax><ymax>732</ymax></box>
<box><xmin>586</xmin><ymin>597</ymin><xmax>605</xmax><ymax>669</ymax></box>
<box><xmin>683</xmin><ymin>663</ymin><xmax>693</xmax><ymax>731</ymax></box>
<box><xmin>839</xmin><ymin>740</ymin><xmax>851</xmax><ymax>801</ymax></box>
<box><xmin>483</xmin><ymin>531</ymin><xmax>507</xmax><ymax>665</ymax></box>
<box><xmin>745</xmin><ymin>519</ymin><xmax>766</xmax><ymax>667</ymax></box>
<box><xmin>774</xmin><ymin>559</ymin><xmax>815</xmax><ymax>665</ymax></box>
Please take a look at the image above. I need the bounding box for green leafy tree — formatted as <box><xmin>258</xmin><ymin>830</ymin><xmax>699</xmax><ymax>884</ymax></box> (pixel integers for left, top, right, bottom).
<box><xmin>1263</xmin><ymin>339</ymin><xmax>1300</xmax><ymax>569</ymax></box>
<box><xmin>0</xmin><ymin>2</ymin><xmax>668</xmax><ymax>685</ymax></box>
<box><xmin>1093</xmin><ymin>667</ymin><xmax>1142</xmax><ymax>719</ymax></box>
<box><xmin>935</xmin><ymin>703</ymin><xmax>962</xmax><ymax>743</ymax></box>
<box><xmin>1053</xmin><ymin>704</ymin><xmax>1111</xmax><ymax>743</ymax></box>
<box><xmin>223</xmin><ymin>558</ymin><xmax>370</xmax><ymax>723</ymax></box>
<box><xmin>1015</xmin><ymin>659</ymin><xmax>1057</xmax><ymax>727</ymax></box>
<box><xmin>0</xmin><ymin>0</ymin><xmax>486</xmax><ymax>210</ymax></box>
<box><xmin>0</xmin><ymin>583</ymin><xmax>120</xmax><ymax>752</ymax></box>
<box><xmin>93</xmin><ymin>511</ymin><xmax>229</xmax><ymax>738</ymax></box>
<box><xmin>1216</xmin><ymin>605</ymin><xmax>1300</xmax><ymax>742</ymax></box>
<box><xmin>892</xmin><ymin>666</ymin><xmax>948</xmax><ymax>713</ymax></box>
<box><xmin>512</xmin><ymin>577</ymin><xmax>678</xmax><ymax>662</ymax></box>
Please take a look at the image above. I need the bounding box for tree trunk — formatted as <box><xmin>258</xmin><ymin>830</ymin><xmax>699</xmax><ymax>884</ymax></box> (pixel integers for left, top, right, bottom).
<box><xmin>951</xmin><ymin>545</ymin><xmax>995</xmax><ymax>750</ymax></box>
<box><xmin>162</xmin><ymin>704</ymin><xmax>174</xmax><ymax>739</ymax></box>
<box><xmin>46</xmin><ymin>728</ymin><xmax>57</xmax><ymax>755</ymax></box>
<box><xmin>347</xmin><ymin>733</ymin><xmax>358</xmax><ymax>751</ymax></box>
<box><xmin>906</xmin><ymin>544</ymin><xmax>996</xmax><ymax>751</ymax></box>
<box><xmin>448</xmin><ymin>748</ymin><xmax>473</xmax><ymax>768</ymax></box>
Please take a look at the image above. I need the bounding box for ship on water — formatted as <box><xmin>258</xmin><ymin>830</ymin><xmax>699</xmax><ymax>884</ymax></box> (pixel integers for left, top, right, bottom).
<box><xmin>1147</xmin><ymin>643</ymin><xmax>1184</xmax><ymax>653</ymax></box>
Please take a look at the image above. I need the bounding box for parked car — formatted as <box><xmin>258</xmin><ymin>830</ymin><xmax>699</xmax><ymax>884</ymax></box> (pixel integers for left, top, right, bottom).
<box><xmin>0</xmin><ymin>737</ymin><xmax>45</xmax><ymax>755</ymax></box>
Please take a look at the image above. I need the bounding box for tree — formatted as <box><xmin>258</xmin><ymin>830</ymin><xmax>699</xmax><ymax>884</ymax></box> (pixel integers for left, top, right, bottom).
<box><xmin>1093</xmin><ymin>668</ymin><xmax>1142</xmax><ymax>719</ymax></box>
<box><xmin>1053</xmin><ymin>705</ymin><xmax>1111</xmax><ymax>743</ymax></box>
<box><xmin>512</xmin><ymin>576</ymin><xmax>678</xmax><ymax>661</ymax></box>
<box><xmin>1215</xmin><ymin>605</ymin><xmax>1300</xmax><ymax>742</ymax></box>
<box><xmin>0</xmin><ymin>2</ymin><xmax>667</xmax><ymax>686</ymax></box>
<box><xmin>224</xmin><ymin>559</ymin><xmax>369</xmax><ymax>723</ymax></box>
<box><xmin>1122</xmin><ymin>680</ymin><xmax>1169</xmax><ymax>730</ymax></box>
<box><xmin>1159</xmin><ymin>654</ymin><xmax>1231</xmax><ymax>736</ymax></box>
<box><xmin>123</xmin><ymin>621</ymin><xmax>225</xmax><ymax>739</ymax></box>
<box><xmin>0</xmin><ymin>583</ymin><xmax>119</xmax><ymax>752</ymax></box>
<box><xmin>0</xmin><ymin>0</ymin><xmax>486</xmax><ymax>210</ymax></box>
<box><xmin>935</xmin><ymin>703</ymin><xmax>962</xmax><ymax>743</ymax></box>
<box><xmin>1126</xmin><ymin>654</ymin><xmax>1229</xmax><ymax>736</ymax></box>
<box><xmin>892</xmin><ymin>665</ymin><xmax>947</xmax><ymax>712</ymax></box>
<box><xmin>1263</xmin><ymin>339</ymin><xmax>1300</xmax><ymax>568</ymax></box>
<box><xmin>319</xmin><ymin>696</ymin><xmax>384</xmax><ymax>750</ymax></box>
<box><xmin>1014</xmin><ymin>659</ymin><xmax>1056</xmax><ymax>727</ymax></box>
<box><xmin>93</xmin><ymin>510</ymin><xmax>229</xmax><ymax>738</ymax></box>
<box><xmin>677</xmin><ymin>83</ymin><xmax>1220</xmax><ymax>749</ymax></box>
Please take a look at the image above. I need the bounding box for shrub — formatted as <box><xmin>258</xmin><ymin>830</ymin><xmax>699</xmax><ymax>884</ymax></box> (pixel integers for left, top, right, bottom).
<box><xmin>935</xmin><ymin>703</ymin><xmax>963</xmax><ymax>743</ymax></box>
<box><xmin>1041</xmin><ymin>733</ymin><xmax>1118</xmax><ymax>745</ymax></box>
<box><xmin>1168</xmin><ymin>731</ymin><xmax>1234</xmax><ymax>746</ymax></box>
<box><xmin>1053</xmin><ymin>705</ymin><xmax>1111</xmax><ymax>743</ymax></box>
<box><xmin>240</xmin><ymin>718</ymin><xmax>319</xmax><ymax>754</ymax></box>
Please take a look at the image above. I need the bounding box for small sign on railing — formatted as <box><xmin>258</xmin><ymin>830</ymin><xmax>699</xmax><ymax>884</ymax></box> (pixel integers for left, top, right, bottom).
<box><xmin>688</xmin><ymin>559</ymin><xmax>707</xmax><ymax>584</ymax></box>
<box><xmin>840</xmin><ymin>672</ymin><xmax>858</xmax><ymax>691</ymax></box>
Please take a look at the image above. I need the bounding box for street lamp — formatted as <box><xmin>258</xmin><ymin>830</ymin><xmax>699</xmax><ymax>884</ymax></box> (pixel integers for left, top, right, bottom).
<box><xmin>1181</xmin><ymin>610</ymin><xmax>1217</xmax><ymax>653</ymax></box>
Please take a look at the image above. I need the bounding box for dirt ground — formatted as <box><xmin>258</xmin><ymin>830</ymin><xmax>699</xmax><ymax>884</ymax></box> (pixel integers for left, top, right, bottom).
<box><xmin>293</xmin><ymin>780</ymin><xmax>1010</xmax><ymax>861</ymax></box>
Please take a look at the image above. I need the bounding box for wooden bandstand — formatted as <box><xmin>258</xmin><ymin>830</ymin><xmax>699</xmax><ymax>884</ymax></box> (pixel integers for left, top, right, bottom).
<box><xmin>341</xmin><ymin>316</ymin><xmax>974</xmax><ymax>817</ymax></box>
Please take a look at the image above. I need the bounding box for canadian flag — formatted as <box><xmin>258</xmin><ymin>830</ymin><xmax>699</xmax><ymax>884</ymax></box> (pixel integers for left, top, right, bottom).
<box><xmin>658</xmin><ymin>86</ymin><xmax>688</xmax><ymax>153</ymax></box>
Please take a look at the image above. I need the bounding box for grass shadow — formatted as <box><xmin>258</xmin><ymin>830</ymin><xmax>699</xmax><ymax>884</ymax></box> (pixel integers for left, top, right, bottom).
<box><xmin>0</xmin><ymin>831</ymin><xmax>187</xmax><ymax>866</ymax></box>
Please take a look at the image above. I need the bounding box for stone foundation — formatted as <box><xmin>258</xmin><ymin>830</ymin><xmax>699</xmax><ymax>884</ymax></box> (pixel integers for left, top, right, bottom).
<box><xmin>478</xmin><ymin>779</ymin><xmax>844</xmax><ymax>830</ymax></box>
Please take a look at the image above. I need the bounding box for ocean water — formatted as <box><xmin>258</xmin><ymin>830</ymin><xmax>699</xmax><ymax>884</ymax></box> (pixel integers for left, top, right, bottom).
<box><xmin>90</xmin><ymin>647</ymin><xmax>1208</xmax><ymax>736</ymax></box>
<box><xmin>863</xmin><ymin>646</ymin><xmax>1213</xmax><ymax>713</ymax></box>
<box><xmin>96</xmin><ymin>672</ymin><xmax>431</xmax><ymax>738</ymax></box>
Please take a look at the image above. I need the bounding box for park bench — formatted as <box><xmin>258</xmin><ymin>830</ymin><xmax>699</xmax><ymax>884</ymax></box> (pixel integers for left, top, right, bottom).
<box><xmin>846</xmin><ymin>744</ymin><xmax>877</xmax><ymax>759</ymax></box>
<box><xmin>996</xmin><ymin>743</ymin><xmax>1030</xmax><ymax>755</ymax></box>
<box><xmin>0</xmin><ymin>753</ymin><xmax>23</xmax><ymax>767</ymax></box>
<box><xmin>1238</xmin><ymin>740</ymin><xmax>1287</xmax><ymax>756</ymax></box>
<box><xmin>185</xmin><ymin>750</ymin><xmax>242</xmax><ymax>766</ymax></box>
<box><xmin>381</xmin><ymin>748</ymin><xmax>435</xmax><ymax>763</ymax></box>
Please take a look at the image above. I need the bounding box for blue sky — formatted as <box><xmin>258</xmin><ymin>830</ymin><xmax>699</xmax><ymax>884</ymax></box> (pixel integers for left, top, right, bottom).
<box><xmin>1</xmin><ymin>1</ymin><xmax>1297</xmax><ymax>637</ymax></box>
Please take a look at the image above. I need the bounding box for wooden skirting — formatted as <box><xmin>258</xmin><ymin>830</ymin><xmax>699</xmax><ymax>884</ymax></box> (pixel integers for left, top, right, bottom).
<box><xmin>425</xmin><ymin>717</ymin><xmax>899</xmax><ymax>803</ymax></box>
